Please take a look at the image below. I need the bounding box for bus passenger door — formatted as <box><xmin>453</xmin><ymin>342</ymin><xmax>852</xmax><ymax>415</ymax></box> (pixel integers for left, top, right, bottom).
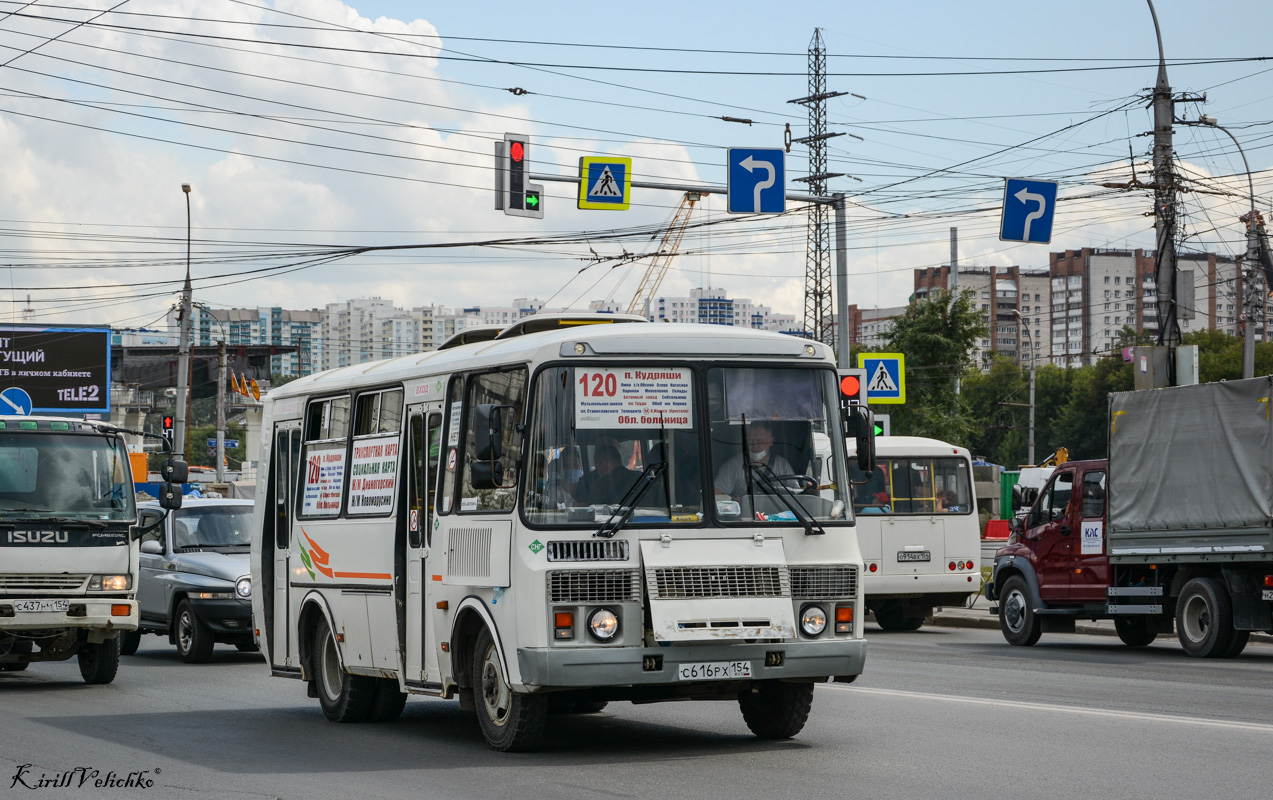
<box><xmin>405</xmin><ymin>406</ymin><xmax>443</xmax><ymax>685</ymax></box>
<box><xmin>272</xmin><ymin>422</ymin><xmax>302</xmax><ymax>668</ymax></box>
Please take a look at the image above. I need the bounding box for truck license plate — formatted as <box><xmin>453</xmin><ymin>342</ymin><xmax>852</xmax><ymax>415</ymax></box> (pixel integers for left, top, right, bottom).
<box><xmin>897</xmin><ymin>551</ymin><xmax>931</xmax><ymax>562</ymax></box>
<box><xmin>1263</xmin><ymin>590</ymin><xmax>1273</xmax><ymax>601</ymax></box>
<box><xmin>677</xmin><ymin>661</ymin><xmax>752</xmax><ymax>681</ymax></box>
<box><xmin>14</xmin><ymin>600</ymin><xmax>69</xmax><ymax>613</ymax></box>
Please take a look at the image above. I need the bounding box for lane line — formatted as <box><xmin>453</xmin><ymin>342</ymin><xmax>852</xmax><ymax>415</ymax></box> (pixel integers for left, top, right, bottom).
<box><xmin>825</xmin><ymin>685</ymin><xmax>1273</xmax><ymax>733</ymax></box>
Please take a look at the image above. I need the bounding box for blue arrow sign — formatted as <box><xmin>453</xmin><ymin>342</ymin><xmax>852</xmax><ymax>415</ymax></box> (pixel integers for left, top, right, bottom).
<box><xmin>727</xmin><ymin>147</ymin><xmax>785</xmax><ymax>214</ymax></box>
<box><xmin>207</xmin><ymin>439</ymin><xmax>240</xmax><ymax>449</ymax></box>
<box><xmin>1000</xmin><ymin>178</ymin><xmax>1058</xmax><ymax>244</ymax></box>
<box><xmin>0</xmin><ymin>387</ymin><xmax>33</xmax><ymax>416</ymax></box>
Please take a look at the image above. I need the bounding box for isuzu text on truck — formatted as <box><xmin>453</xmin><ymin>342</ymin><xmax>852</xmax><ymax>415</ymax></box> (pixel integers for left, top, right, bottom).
<box><xmin>1</xmin><ymin>415</ymin><xmax>185</xmax><ymax>681</ymax></box>
<box><xmin>985</xmin><ymin>377</ymin><xmax>1273</xmax><ymax>657</ymax></box>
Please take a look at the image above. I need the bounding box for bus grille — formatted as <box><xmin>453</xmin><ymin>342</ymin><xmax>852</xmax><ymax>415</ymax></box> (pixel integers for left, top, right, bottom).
<box><xmin>0</xmin><ymin>575</ymin><xmax>88</xmax><ymax>592</ymax></box>
<box><xmin>789</xmin><ymin>566</ymin><xmax>858</xmax><ymax>598</ymax></box>
<box><xmin>648</xmin><ymin>566</ymin><xmax>789</xmax><ymax>599</ymax></box>
<box><xmin>546</xmin><ymin>540</ymin><xmax>629</xmax><ymax>562</ymax></box>
<box><xmin>548</xmin><ymin>570</ymin><xmax>641</xmax><ymax>604</ymax></box>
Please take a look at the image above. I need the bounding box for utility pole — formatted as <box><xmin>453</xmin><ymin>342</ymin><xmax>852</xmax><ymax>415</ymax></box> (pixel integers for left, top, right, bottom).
<box><xmin>1013</xmin><ymin>309</ymin><xmax>1036</xmax><ymax>465</ymax></box>
<box><xmin>950</xmin><ymin>227</ymin><xmax>961</xmax><ymax>395</ymax></box>
<box><xmin>1148</xmin><ymin>0</ymin><xmax>1179</xmax><ymax>375</ymax></box>
<box><xmin>175</xmin><ymin>183</ymin><xmax>193</xmax><ymax>459</ymax></box>
<box><xmin>216</xmin><ymin>339</ymin><xmax>226</xmax><ymax>483</ymax></box>
<box><xmin>789</xmin><ymin>29</ymin><xmax>846</xmax><ymax>347</ymax></box>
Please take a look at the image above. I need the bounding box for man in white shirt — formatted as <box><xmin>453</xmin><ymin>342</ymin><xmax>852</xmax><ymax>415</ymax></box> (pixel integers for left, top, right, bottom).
<box><xmin>714</xmin><ymin>421</ymin><xmax>796</xmax><ymax>498</ymax></box>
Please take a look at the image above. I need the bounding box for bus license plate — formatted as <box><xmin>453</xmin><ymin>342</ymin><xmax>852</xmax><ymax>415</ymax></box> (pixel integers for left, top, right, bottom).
<box><xmin>14</xmin><ymin>600</ymin><xmax>69</xmax><ymax>613</ymax></box>
<box><xmin>677</xmin><ymin>661</ymin><xmax>752</xmax><ymax>681</ymax></box>
<box><xmin>897</xmin><ymin>551</ymin><xmax>931</xmax><ymax>562</ymax></box>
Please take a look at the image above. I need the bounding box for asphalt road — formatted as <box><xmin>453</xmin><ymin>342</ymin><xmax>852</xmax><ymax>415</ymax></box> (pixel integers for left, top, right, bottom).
<box><xmin>2</xmin><ymin>629</ymin><xmax>1270</xmax><ymax>800</ymax></box>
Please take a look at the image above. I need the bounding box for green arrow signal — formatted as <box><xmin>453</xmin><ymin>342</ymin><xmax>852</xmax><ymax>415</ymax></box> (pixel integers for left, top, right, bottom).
<box><xmin>873</xmin><ymin>423</ymin><xmax>884</xmax><ymax>436</ymax></box>
<box><xmin>525</xmin><ymin>192</ymin><xmax>540</xmax><ymax>208</ymax></box>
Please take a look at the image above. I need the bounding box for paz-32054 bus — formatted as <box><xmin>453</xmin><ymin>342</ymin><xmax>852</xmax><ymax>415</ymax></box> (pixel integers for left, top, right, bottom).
<box><xmin>251</xmin><ymin>315</ymin><xmax>870</xmax><ymax>750</ymax></box>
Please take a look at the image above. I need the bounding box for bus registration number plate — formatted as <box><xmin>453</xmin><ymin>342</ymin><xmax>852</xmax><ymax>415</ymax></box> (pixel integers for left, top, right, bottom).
<box><xmin>677</xmin><ymin>661</ymin><xmax>752</xmax><ymax>681</ymax></box>
<box><xmin>14</xmin><ymin>600</ymin><xmax>69</xmax><ymax>613</ymax></box>
<box><xmin>897</xmin><ymin>551</ymin><xmax>931</xmax><ymax>562</ymax></box>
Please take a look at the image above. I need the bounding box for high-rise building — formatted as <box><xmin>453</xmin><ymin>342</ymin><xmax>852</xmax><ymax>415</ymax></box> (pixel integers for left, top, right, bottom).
<box><xmin>648</xmin><ymin>287</ymin><xmax>796</xmax><ymax>332</ymax></box>
<box><xmin>321</xmin><ymin>298</ymin><xmax>433</xmax><ymax>370</ymax></box>
<box><xmin>843</xmin><ymin>304</ymin><xmax>907</xmax><ymax>349</ymax></box>
<box><xmin>913</xmin><ymin>265</ymin><xmax>1050</xmax><ymax>367</ymax></box>
<box><xmin>173</xmin><ymin>305</ymin><xmax>324</xmax><ymax>377</ymax></box>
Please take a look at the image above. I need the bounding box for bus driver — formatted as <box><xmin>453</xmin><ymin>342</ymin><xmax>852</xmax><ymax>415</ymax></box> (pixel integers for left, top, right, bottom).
<box><xmin>715</xmin><ymin>421</ymin><xmax>795</xmax><ymax>498</ymax></box>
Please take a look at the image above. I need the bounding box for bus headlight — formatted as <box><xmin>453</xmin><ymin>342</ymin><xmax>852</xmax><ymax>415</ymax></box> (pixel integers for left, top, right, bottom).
<box><xmin>88</xmin><ymin>574</ymin><xmax>131</xmax><ymax>591</ymax></box>
<box><xmin>587</xmin><ymin>608</ymin><xmax>619</xmax><ymax>642</ymax></box>
<box><xmin>800</xmin><ymin>604</ymin><xmax>828</xmax><ymax>637</ymax></box>
<box><xmin>236</xmin><ymin>577</ymin><xmax>252</xmax><ymax>599</ymax></box>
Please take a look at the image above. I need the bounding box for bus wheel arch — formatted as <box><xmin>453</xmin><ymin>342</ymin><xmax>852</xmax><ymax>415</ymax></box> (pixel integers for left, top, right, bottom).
<box><xmin>297</xmin><ymin>593</ymin><xmax>339</xmax><ymax>683</ymax></box>
<box><xmin>450</xmin><ymin>598</ymin><xmax>509</xmax><ymax>693</ymax></box>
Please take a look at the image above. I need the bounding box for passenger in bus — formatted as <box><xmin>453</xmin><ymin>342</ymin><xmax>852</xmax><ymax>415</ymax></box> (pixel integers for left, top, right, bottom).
<box><xmin>575</xmin><ymin>444</ymin><xmax>641</xmax><ymax>506</ymax></box>
<box><xmin>714</xmin><ymin>421</ymin><xmax>796</xmax><ymax>498</ymax></box>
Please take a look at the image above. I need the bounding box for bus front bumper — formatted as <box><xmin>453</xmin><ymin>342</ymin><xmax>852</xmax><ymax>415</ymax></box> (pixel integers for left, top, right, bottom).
<box><xmin>517</xmin><ymin>638</ymin><xmax>866</xmax><ymax>688</ymax></box>
<box><xmin>0</xmin><ymin>598</ymin><xmax>137</xmax><ymax>632</ymax></box>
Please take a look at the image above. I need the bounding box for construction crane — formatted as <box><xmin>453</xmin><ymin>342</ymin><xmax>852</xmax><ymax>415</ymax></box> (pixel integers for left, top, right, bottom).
<box><xmin>625</xmin><ymin>191</ymin><xmax>701</xmax><ymax>317</ymax></box>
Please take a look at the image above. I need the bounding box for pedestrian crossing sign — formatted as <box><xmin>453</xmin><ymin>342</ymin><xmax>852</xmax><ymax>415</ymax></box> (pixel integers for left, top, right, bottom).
<box><xmin>858</xmin><ymin>352</ymin><xmax>905</xmax><ymax>404</ymax></box>
<box><xmin>578</xmin><ymin>156</ymin><xmax>632</xmax><ymax>210</ymax></box>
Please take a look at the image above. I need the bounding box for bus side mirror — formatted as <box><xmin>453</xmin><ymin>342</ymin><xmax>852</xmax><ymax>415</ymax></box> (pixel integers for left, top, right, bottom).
<box><xmin>162</xmin><ymin>457</ymin><xmax>189</xmax><ymax>484</ymax></box>
<box><xmin>474</xmin><ymin>404</ymin><xmax>503</xmax><ymax>461</ymax></box>
<box><xmin>845</xmin><ymin>405</ymin><xmax>876</xmax><ymax>473</ymax></box>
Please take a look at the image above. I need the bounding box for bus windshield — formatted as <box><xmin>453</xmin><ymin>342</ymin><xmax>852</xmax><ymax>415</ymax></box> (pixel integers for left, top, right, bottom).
<box><xmin>0</xmin><ymin>432</ymin><xmax>135</xmax><ymax>521</ymax></box>
<box><xmin>706</xmin><ymin>367</ymin><xmax>850</xmax><ymax>524</ymax></box>
<box><xmin>524</xmin><ymin>365</ymin><xmax>703</xmax><ymax>526</ymax></box>
<box><xmin>850</xmin><ymin>456</ymin><xmax>972</xmax><ymax>515</ymax></box>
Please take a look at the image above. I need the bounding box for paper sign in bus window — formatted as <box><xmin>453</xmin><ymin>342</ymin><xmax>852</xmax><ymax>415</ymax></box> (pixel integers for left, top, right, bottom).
<box><xmin>301</xmin><ymin>444</ymin><xmax>346</xmax><ymax>517</ymax></box>
<box><xmin>347</xmin><ymin>433</ymin><xmax>400</xmax><ymax>516</ymax></box>
<box><xmin>574</xmin><ymin>368</ymin><xmax>692</xmax><ymax>429</ymax></box>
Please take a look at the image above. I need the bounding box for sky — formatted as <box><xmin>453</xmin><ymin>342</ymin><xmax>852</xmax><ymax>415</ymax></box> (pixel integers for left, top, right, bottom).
<box><xmin>0</xmin><ymin>0</ymin><xmax>1270</xmax><ymax>331</ymax></box>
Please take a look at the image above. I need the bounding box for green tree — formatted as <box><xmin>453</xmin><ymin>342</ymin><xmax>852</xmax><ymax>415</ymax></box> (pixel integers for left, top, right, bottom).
<box><xmin>882</xmin><ymin>289</ymin><xmax>988</xmax><ymax>444</ymax></box>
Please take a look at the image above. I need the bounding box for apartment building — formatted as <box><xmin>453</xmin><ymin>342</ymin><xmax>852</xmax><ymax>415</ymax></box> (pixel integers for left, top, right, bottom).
<box><xmin>843</xmin><ymin>304</ymin><xmax>906</xmax><ymax>349</ymax></box>
<box><xmin>174</xmin><ymin>305</ymin><xmax>324</xmax><ymax>377</ymax></box>
<box><xmin>913</xmin><ymin>265</ymin><xmax>1050</xmax><ymax>366</ymax></box>
<box><xmin>322</xmin><ymin>298</ymin><xmax>433</xmax><ymax>370</ymax></box>
<box><xmin>648</xmin><ymin>287</ymin><xmax>798</xmax><ymax>331</ymax></box>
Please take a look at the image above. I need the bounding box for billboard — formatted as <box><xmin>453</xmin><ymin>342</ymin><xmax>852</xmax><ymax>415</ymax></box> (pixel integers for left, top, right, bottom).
<box><xmin>0</xmin><ymin>325</ymin><xmax>111</xmax><ymax>414</ymax></box>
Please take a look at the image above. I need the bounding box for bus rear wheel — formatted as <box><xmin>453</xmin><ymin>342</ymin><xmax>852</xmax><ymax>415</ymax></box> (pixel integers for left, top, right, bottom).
<box><xmin>313</xmin><ymin>616</ymin><xmax>374</xmax><ymax>722</ymax></box>
<box><xmin>738</xmin><ymin>680</ymin><xmax>814</xmax><ymax>739</ymax></box>
<box><xmin>472</xmin><ymin>627</ymin><xmax>546</xmax><ymax>751</ymax></box>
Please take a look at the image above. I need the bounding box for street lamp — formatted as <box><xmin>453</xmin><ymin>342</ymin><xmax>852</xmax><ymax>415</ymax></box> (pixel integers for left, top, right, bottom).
<box><xmin>1012</xmin><ymin>308</ymin><xmax>1036</xmax><ymax>465</ymax></box>
<box><xmin>1188</xmin><ymin>116</ymin><xmax>1260</xmax><ymax>378</ymax></box>
<box><xmin>175</xmin><ymin>184</ymin><xmax>193</xmax><ymax>460</ymax></box>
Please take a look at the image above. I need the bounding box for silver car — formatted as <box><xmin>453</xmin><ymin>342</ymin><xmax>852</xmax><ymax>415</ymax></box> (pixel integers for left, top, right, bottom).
<box><xmin>125</xmin><ymin>499</ymin><xmax>256</xmax><ymax>662</ymax></box>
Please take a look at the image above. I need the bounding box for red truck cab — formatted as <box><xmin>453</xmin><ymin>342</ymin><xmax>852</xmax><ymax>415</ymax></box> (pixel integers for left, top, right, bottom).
<box><xmin>987</xmin><ymin>459</ymin><xmax>1160</xmax><ymax>647</ymax></box>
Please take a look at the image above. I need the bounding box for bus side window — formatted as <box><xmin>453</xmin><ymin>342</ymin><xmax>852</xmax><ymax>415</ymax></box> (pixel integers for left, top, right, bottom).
<box><xmin>425</xmin><ymin>413</ymin><xmax>441</xmax><ymax>540</ymax></box>
<box><xmin>460</xmin><ymin>369</ymin><xmax>527</xmax><ymax>512</ymax></box>
<box><xmin>299</xmin><ymin>395</ymin><xmax>351</xmax><ymax>518</ymax></box>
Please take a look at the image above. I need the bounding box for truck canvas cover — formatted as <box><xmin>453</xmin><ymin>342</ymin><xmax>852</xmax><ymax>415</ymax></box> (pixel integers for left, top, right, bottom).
<box><xmin>1108</xmin><ymin>376</ymin><xmax>1273</xmax><ymax>559</ymax></box>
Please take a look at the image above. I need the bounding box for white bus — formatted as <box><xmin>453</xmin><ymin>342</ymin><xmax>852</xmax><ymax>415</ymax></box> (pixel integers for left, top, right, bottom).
<box><xmin>846</xmin><ymin>436</ymin><xmax>980</xmax><ymax>631</ymax></box>
<box><xmin>251</xmin><ymin>315</ymin><xmax>870</xmax><ymax>750</ymax></box>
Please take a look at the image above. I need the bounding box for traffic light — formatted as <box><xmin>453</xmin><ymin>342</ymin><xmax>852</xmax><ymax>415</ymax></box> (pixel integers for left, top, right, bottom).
<box><xmin>496</xmin><ymin>133</ymin><xmax>544</xmax><ymax>219</ymax></box>
<box><xmin>162</xmin><ymin>414</ymin><xmax>175</xmax><ymax>447</ymax></box>
<box><xmin>838</xmin><ymin>369</ymin><xmax>867</xmax><ymax>405</ymax></box>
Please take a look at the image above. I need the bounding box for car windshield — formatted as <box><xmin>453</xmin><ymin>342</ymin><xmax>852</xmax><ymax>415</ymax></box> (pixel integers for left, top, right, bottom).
<box><xmin>523</xmin><ymin>365</ymin><xmax>703</xmax><ymax>526</ymax></box>
<box><xmin>706</xmin><ymin>367</ymin><xmax>850</xmax><ymax>524</ymax></box>
<box><xmin>0</xmin><ymin>432</ymin><xmax>135</xmax><ymax>520</ymax></box>
<box><xmin>849</xmin><ymin>457</ymin><xmax>972</xmax><ymax>515</ymax></box>
<box><xmin>173</xmin><ymin>506</ymin><xmax>252</xmax><ymax>548</ymax></box>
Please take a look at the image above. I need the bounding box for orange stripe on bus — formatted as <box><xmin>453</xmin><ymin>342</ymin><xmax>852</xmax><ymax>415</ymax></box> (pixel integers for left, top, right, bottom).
<box><xmin>332</xmin><ymin>572</ymin><xmax>392</xmax><ymax>580</ymax></box>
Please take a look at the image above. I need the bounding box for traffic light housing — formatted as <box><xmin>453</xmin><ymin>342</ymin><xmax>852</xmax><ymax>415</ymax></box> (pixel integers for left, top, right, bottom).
<box><xmin>838</xmin><ymin>369</ymin><xmax>875</xmax><ymax>473</ymax></box>
<box><xmin>161</xmin><ymin>414</ymin><xmax>175</xmax><ymax>447</ymax></box>
<box><xmin>496</xmin><ymin>133</ymin><xmax>544</xmax><ymax>219</ymax></box>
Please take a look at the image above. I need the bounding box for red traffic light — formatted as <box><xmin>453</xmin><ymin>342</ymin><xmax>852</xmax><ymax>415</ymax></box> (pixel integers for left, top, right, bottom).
<box><xmin>840</xmin><ymin>375</ymin><xmax>861</xmax><ymax>398</ymax></box>
<box><xmin>510</xmin><ymin>141</ymin><xmax>524</xmax><ymax>162</ymax></box>
<box><xmin>162</xmin><ymin>415</ymin><xmax>174</xmax><ymax>430</ymax></box>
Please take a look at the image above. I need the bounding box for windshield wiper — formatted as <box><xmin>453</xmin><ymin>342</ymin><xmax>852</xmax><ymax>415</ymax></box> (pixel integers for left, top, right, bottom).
<box><xmin>594</xmin><ymin>461</ymin><xmax>667</xmax><ymax>539</ymax></box>
<box><xmin>748</xmin><ymin>463</ymin><xmax>826</xmax><ymax>536</ymax></box>
<box><xmin>7</xmin><ymin>516</ymin><xmax>111</xmax><ymax>529</ymax></box>
<box><xmin>0</xmin><ymin>507</ymin><xmax>51</xmax><ymax>517</ymax></box>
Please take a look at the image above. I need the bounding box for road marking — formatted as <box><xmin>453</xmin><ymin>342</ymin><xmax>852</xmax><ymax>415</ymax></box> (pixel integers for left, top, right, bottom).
<box><xmin>826</xmin><ymin>685</ymin><xmax>1273</xmax><ymax>734</ymax></box>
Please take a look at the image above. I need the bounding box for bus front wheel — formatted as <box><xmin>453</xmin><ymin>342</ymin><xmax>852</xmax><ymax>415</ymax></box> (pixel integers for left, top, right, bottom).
<box><xmin>472</xmin><ymin>627</ymin><xmax>546</xmax><ymax>751</ymax></box>
<box><xmin>738</xmin><ymin>680</ymin><xmax>814</xmax><ymax>739</ymax></box>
